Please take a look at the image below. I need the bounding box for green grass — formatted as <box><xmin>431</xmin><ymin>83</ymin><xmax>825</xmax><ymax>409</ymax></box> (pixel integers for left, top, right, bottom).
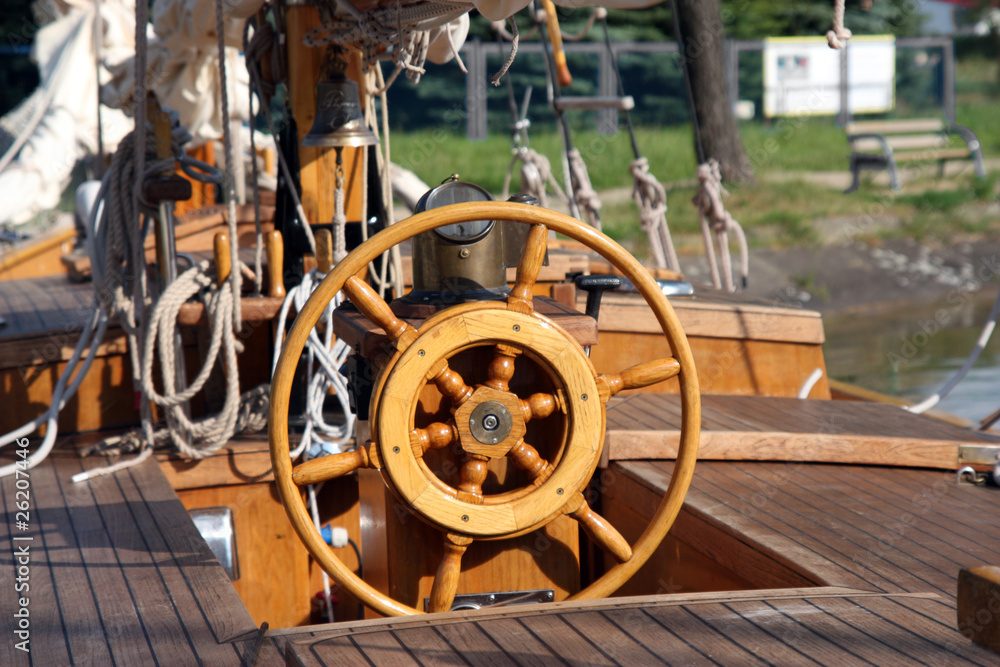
<box><xmin>390</xmin><ymin>54</ymin><xmax>1000</xmax><ymax>253</ymax></box>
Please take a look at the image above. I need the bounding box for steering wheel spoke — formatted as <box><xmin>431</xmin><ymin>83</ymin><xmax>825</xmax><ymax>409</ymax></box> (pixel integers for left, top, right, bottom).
<box><xmin>521</xmin><ymin>391</ymin><xmax>563</xmax><ymax>423</ymax></box>
<box><xmin>507</xmin><ymin>439</ymin><xmax>553</xmax><ymax>483</ymax></box>
<box><xmin>596</xmin><ymin>357</ymin><xmax>681</xmax><ymax>403</ymax></box>
<box><xmin>428</xmin><ymin>533</ymin><xmax>474</xmax><ymax>613</ymax></box>
<box><xmin>563</xmin><ymin>493</ymin><xmax>633</xmax><ymax>563</ymax></box>
<box><xmin>428</xmin><ymin>359</ymin><xmax>474</xmax><ymax>408</ymax></box>
<box><xmin>411</xmin><ymin>421</ymin><xmax>459</xmax><ymax>457</ymax></box>
<box><xmin>458</xmin><ymin>455</ymin><xmax>489</xmax><ymax>499</ymax></box>
<box><xmin>507</xmin><ymin>223</ymin><xmax>548</xmax><ymax>314</ymax></box>
<box><xmin>292</xmin><ymin>444</ymin><xmax>376</xmax><ymax>486</ymax></box>
<box><xmin>344</xmin><ymin>275</ymin><xmax>418</xmax><ymax>351</ymax></box>
<box><xmin>485</xmin><ymin>343</ymin><xmax>522</xmax><ymax>392</ymax></box>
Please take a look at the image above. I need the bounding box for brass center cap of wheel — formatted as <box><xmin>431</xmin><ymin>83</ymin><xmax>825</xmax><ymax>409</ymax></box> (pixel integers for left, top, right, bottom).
<box><xmin>469</xmin><ymin>401</ymin><xmax>513</xmax><ymax>445</ymax></box>
<box><xmin>453</xmin><ymin>385</ymin><xmax>526</xmax><ymax>459</ymax></box>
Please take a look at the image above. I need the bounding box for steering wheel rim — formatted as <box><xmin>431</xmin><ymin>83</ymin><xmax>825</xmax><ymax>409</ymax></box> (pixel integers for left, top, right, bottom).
<box><xmin>269</xmin><ymin>201</ymin><xmax>700</xmax><ymax>617</ymax></box>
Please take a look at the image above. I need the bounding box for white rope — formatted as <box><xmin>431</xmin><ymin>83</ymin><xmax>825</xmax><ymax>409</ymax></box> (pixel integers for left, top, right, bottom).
<box><xmin>798</xmin><ymin>368</ymin><xmax>825</xmax><ymax>399</ymax></box>
<box><xmin>568</xmin><ymin>148</ymin><xmax>602</xmax><ymax>230</ymax></box>
<box><xmin>272</xmin><ymin>270</ymin><xmax>355</xmax><ymax>460</ymax></box>
<box><xmin>630</xmin><ymin>157</ymin><xmax>679</xmax><ymax>273</ymax></box>
<box><xmin>491</xmin><ymin>17</ymin><xmax>519</xmax><ymax>87</ymax></box>
<box><xmin>333</xmin><ymin>161</ymin><xmax>348</xmax><ymax>264</ymax></box>
<box><xmin>692</xmin><ymin>159</ymin><xmax>749</xmax><ymax>291</ymax></box>
<box><xmin>827</xmin><ymin>0</ymin><xmax>852</xmax><ymax>49</ymax></box>
<box><xmin>502</xmin><ymin>147</ymin><xmax>566</xmax><ymax>211</ymax></box>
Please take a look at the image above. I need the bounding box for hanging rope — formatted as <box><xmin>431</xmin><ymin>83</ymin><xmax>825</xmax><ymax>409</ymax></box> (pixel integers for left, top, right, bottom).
<box><xmin>630</xmin><ymin>157</ymin><xmax>679</xmax><ymax>273</ymax></box>
<box><xmin>692</xmin><ymin>159</ymin><xmax>748</xmax><ymax>292</ymax></box>
<box><xmin>827</xmin><ymin>0</ymin><xmax>852</xmax><ymax>49</ymax></box>
<box><xmin>568</xmin><ymin>148</ymin><xmax>602</xmax><ymax>230</ymax></box>
<box><xmin>491</xmin><ymin>17</ymin><xmax>519</xmax><ymax>86</ymax></box>
<box><xmin>139</xmin><ymin>260</ymin><xmax>269</xmax><ymax>459</ymax></box>
<box><xmin>215</xmin><ymin>0</ymin><xmax>242</xmax><ymax>328</ymax></box>
<box><xmin>363</xmin><ymin>64</ymin><xmax>405</xmax><ymax>298</ymax></box>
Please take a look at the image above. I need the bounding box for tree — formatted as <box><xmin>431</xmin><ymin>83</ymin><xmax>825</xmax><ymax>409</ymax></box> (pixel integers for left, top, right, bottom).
<box><xmin>674</xmin><ymin>0</ymin><xmax>753</xmax><ymax>184</ymax></box>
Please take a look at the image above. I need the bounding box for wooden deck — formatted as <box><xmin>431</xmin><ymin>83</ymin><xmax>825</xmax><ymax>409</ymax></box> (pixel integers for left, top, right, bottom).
<box><xmin>3</xmin><ymin>395</ymin><xmax>1000</xmax><ymax>664</ymax></box>
<box><xmin>0</xmin><ymin>442</ymin><xmax>264</xmax><ymax>665</ymax></box>
<box><xmin>274</xmin><ymin>588</ymin><xmax>993</xmax><ymax>665</ymax></box>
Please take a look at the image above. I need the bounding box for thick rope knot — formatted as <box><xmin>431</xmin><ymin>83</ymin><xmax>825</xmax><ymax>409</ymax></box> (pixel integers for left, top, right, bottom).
<box><xmin>827</xmin><ymin>0</ymin><xmax>852</xmax><ymax>49</ymax></box>
<box><xmin>693</xmin><ymin>159</ymin><xmax>748</xmax><ymax>292</ymax></box>
<box><xmin>519</xmin><ymin>148</ymin><xmax>553</xmax><ymax>207</ymax></box>
<box><xmin>568</xmin><ymin>148</ymin><xmax>602</xmax><ymax>230</ymax></box>
<box><xmin>629</xmin><ymin>157</ymin><xmax>679</xmax><ymax>273</ymax></box>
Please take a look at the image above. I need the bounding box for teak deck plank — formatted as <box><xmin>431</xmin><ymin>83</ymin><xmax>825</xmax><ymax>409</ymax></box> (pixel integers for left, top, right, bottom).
<box><xmin>283</xmin><ymin>589</ymin><xmax>994</xmax><ymax>666</ymax></box>
<box><xmin>433</xmin><ymin>622</ymin><xmax>520</xmax><ymax>666</ymax></box>
<box><xmin>512</xmin><ymin>613</ymin><xmax>619</xmax><ymax>667</ymax></box>
<box><xmin>617</xmin><ymin>458</ymin><xmax>1000</xmax><ymax>615</ymax></box>
<box><xmin>0</xmin><ymin>443</ymin><xmax>257</xmax><ymax>665</ymax></box>
<box><xmin>558</xmin><ymin>610</ymin><xmax>669</xmax><ymax>664</ymax></box>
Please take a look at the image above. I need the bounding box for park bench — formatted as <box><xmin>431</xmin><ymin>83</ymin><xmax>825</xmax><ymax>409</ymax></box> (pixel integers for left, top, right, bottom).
<box><xmin>844</xmin><ymin>117</ymin><xmax>985</xmax><ymax>193</ymax></box>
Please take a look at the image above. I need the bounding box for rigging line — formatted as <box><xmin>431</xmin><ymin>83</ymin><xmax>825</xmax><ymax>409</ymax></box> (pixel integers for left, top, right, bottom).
<box><xmin>94</xmin><ymin>0</ymin><xmax>105</xmax><ymax>178</ymax></box>
<box><xmin>598</xmin><ymin>13</ymin><xmax>640</xmax><ymax>160</ymax></box>
<box><xmin>215</xmin><ymin>0</ymin><xmax>243</xmax><ymax>328</ymax></box>
<box><xmin>669</xmin><ymin>0</ymin><xmax>705</xmax><ymax>165</ymax></box>
<box><xmin>532</xmin><ymin>1</ymin><xmax>580</xmax><ymax>220</ymax></box>
<box><xmin>244</xmin><ymin>18</ymin><xmax>264</xmax><ymax>296</ymax></box>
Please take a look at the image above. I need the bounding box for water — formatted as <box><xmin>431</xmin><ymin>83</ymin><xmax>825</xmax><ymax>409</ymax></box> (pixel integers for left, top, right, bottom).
<box><xmin>823</xmin><ymin>290</ymin><xmax>1000</xmax><ymax>423</ymax></box>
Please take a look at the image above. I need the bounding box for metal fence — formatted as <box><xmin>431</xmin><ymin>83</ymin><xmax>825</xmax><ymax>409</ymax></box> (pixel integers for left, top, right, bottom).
<box><xmin>460</xmin><ymin>35</ymin><xmax>957</xmax><ymax>139</ymax></box>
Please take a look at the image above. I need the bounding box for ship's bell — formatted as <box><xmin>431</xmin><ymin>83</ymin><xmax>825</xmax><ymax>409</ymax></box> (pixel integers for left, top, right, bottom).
<box><xmin>302</xmin><ymin>73</ymin><xmax>379</xmax><ymax>148</ymax></box>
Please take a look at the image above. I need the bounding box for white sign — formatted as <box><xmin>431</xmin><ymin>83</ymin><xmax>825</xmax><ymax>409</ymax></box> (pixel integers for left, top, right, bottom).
<box><xmin>763</xmin><ymin>36</ymin><xmax>896</xmax><ymax>117</ymax></box>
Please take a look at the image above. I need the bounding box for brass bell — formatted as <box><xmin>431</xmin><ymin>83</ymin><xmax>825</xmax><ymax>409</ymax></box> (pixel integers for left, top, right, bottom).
<box><xmin>302</xmin><ymin>73</ymin><xmax>379</xmax><ymax>148</ymax></box>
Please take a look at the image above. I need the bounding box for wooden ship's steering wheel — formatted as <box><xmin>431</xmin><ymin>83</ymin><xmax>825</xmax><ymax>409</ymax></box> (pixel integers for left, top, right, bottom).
<box><xmin>269</xmin><ymin>201</ymin><xmax>700</xmax><ymax>617</ymax></box>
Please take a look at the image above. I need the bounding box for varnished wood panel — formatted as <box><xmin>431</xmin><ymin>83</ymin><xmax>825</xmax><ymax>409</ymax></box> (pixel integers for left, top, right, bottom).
<box><xmin>1</xmin><ymin>351</ymin><xmax>139</xmax><ymax>434</ymax></box>
<box><xmin>591</xmin><ymin>332</ymin><xmax>831</xmax><ymax>398</ymax></box>
<box><xmin>591</xmin><ymin>291</ymin><xmax>826</xmax><ymax>344</ymax></box>
<box><xmin>0</xmin><ymin>224</ymin><xmax>76</xmax><ymax>281</ymax></box>
<box><xmin>333</xmin><ymin>295</ymin><xmax>598</xmax><ymax>357</ymax></box>
<box><xmin>603</xmin><ymin>393</ymin><xmax>999</xmax><ymax>468</ymax></box>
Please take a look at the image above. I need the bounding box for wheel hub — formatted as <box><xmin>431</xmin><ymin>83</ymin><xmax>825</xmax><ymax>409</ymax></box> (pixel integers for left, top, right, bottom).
<box><xmin>454</xmin><ymin>385</ymin><xmax>526</xmax><ymax>458</ymax></box>
<box><xmin>469</xmin><ymin>401</ymin><xmax>512</xmax><ymax>445</ymax></box>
